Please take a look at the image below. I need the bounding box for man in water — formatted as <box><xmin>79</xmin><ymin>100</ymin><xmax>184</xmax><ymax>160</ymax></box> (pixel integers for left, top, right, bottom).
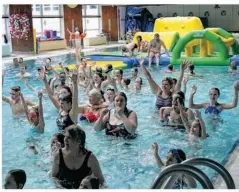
<box><xmin>148</xmin><ymin>33</ymin><xmax>169</xmax><ymax>67</ymax></box>
<box><xmin>2</xmin><ymin>86</ymin><xmax>36</xmax><ymax>116</ymax></box>
<box><xmin>16</xmin><ymin>66</ymin><xmax>32</xmax><ymax>78</ymax></box>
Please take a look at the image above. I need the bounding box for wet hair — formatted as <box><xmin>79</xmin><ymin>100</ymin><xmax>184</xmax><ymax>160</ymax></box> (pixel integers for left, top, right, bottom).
<box><xmin>115</xmin><ymin>92</ymin><xmax>129</xmax><ymax>115</ymax></box>
<box><xmin>46</xmin><ymin>57</ymin><xmax>51</xmax><ymax>62</ymax></box>
<box><xmin>89</xmin><ymin>89</ymin><xmax>103</xmax><ymax>101</ymax></box>
<box><xmin>53</xmin><ymin>133</ymin><xmax>65</xmax><ymax>148</ymax></box>
<box><xmin>58</xmin><ymin>95</ymin><xmax>72</xmax><ymax>105</ymax></box>
<box><xmin>210</xmin><ymin>88</ymin><xmax>220</xmax><ymax>96</ymax></box>
<box><xmin>96</xmin><ymin>67</ymin><xmax>103</xmax><ymax>74</ymax></box>
<box><xmin>154</xmin><ymin>33</ymin><xmax>159</xmax><ymax>37</ymax></box>
<box><xmin>11</xmin><ymin>86</ymin><xmax>21</xmax><ymax>92</ymax></box>
<box><xmin>118</xmin><ymin>69</ymin><xmax>123</xmax><ymax>76</ymax></box>
<box><xmin>132</xmin><ymin>67</ymin><xmax>138</xmax><ymax>73</ymax></box>
<box><xmin>169</xmin><ymin>149</ymin><xmax>186</xmax><ymax>163</ymax></box>
<box><xmin>37</xmin><ymin>67</ymin><xmax>42</xmax><ymax>72</ymax></box>
<box><xmin>65</xmin><ymin>67</ymin><xmax>70</xmax><ymax>72</ymax></box>
<box><xmin>61</xmin><ymin>85</ymin><xmax>73</xmax><ymax>97</ymax></box>
<box><xmin>230</xmin><ymin>61</ymin><xmax>237</xmax><ymax>70</ymax></box>
<box><xmin>8</xmin><ymin>169</ymin><xmax>26</xmax><ymax>188</ymax></box>
<box><xmin>60</xmin><ymin>72</ymin><xmax>66</xmax><ymax>76</ymax></box>
<box><xmin>168</xmin><ymin>64</ymin><xmax>174</xmax><ymax>71</ymax></box>
<box><xmin>162</xmin><ymin>77</ymin><xmax>174</xmax><ymax>87</ymax></box>
<box><xmin>122</xmin><ymin>47</ymin><xmax>127</xmax><ymax>52</ymax></box>
<box><xmin>189</xmin><ymin>64</ymin><xmax>195</xmax><ymax>74</ymax></box>
<box><xmin>136</xmin><ymin>35</ymin><xmax>142</xmax><ymax>42</ymax></box>
<box><xmin>173</xmin><ymin>91</ymin><xmax>185</xmax><ymax>106</ymax></box>
<box><xmin>172</xmin><ymin>78</ymin><xmax>177</xmax><ymax>85</ymax></box>
<box><xmin>107</xmin><ymin>88</ymin><xmax>115</xmax><ymax>93</ymax></box>
<box><xmin>19</xmin><ymin>57</ymin><xmax>23</xmax><ymax>62</ymax></box>
<box><xmin>124</xmin><ymin>78</ymin><xmax>131</xmax><ymax>86</ymax></box>
<box><xmin>66</xmin><ymin>125</ymin><xmax>88</xmax><ymax>154</ymax></box>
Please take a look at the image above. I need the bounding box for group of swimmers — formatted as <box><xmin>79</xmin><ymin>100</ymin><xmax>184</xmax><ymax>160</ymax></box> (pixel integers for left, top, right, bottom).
<box><xmin>2</xmin><ymin>42</ymin><xmax>239</xmax><ymax>189</ymax></box>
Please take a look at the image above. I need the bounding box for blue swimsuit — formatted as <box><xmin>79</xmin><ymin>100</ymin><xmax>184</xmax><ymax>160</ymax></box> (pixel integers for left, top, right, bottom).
<box><xmin>205</xmin><ymin>106</ymin><xmax>220</xmax><ymax>115</ymax></box>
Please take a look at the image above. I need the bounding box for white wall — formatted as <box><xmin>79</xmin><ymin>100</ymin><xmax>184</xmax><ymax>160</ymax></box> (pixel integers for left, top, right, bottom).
<box><xmin>142</xmin><ymin>5</ymin><xmax>239</xmax><ymax>31</ymax></box>
<box><xmin>118</xmin><ymin>7</ymin><xmax>126</xmax><ymax>39</ymax></box>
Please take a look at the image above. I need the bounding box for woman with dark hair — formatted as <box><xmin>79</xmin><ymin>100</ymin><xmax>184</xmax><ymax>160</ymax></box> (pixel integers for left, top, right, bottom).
<box><xmin>189</xmin><ymin>81</ymin><xmax>239</xmax><ymax>115</ymax></box>
<box><xmin>52</xmin><ymin>125</ymin><xmax>105</xmax><ymax>189</ymax></box>
<box><xmin>94</xmin><ymin>92</ymin><xmax>138</xmax><ymax>139</ymax></box>
<box><xmin>140</xmin><ymin>57</ymin><xmax>189</xmax><ymax>110</ymax></box>
<box><xmin>160</xmin><ymin>91</ymin><xmax>195</xmax><ymax>129</ymax></box>
<box><xmin>41</xmin><ymin>68</ymin><xmax>79</xmax><ymax>131</ymax></box>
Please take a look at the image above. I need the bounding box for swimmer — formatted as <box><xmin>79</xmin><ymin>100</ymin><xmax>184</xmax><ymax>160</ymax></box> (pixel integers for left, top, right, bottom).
<box><xmin>16</xmin><ymin>66</ymin><xmax>32</xmax><ymax>78</ymax></box>
<box><xmin>79</xmin><ymin>175</ymin><xmax>100</xmax><ymax>189</ymax></box>
<box><xmin>134</xmin><ymin>77</ymin><xmax>143</xmax><ymax>91</ymax></box>
<box><xmin>2</xmin><ymin>85</ymin><xmax>36</xmax><ymax>115</ymax></box>
<box><xmin>51</xmin><ymin>133</ymin><xmax>65</xmax><ymax>155</ymax></box>
<box><xmin>160</xmin><ymin>91</ymin><xmax>195</xmax><ymax>128</ymax></box>
<box><xmin>121</xmin><ymin>42</ymin><xmax>138</xmax><ymax>57</ymax></box>
<box><xmin>123</xmin><ymin>78</ymin><xmax>131</xmax><ymax>91</ymax></box>
<box><xmin>4</xmin><ymin>169</ymin><xmax>26</xmax><ymax>189</ymax></box>
<box><xmin>228</xmin><ymin>61</ymin><xmax>238</xmax><ymax>72</ymax></box>
<box><xmin>44</xmin><ymin>57</ymin><xmax>55</xmax><ymax>75</ymax></box>
<box><xmin>136</xmin><ymin>35</ymin><xmax>149</xmax><ymax>52</ymax></box>
<box><xmin>105</xmin><ymin>88</ymin><xmax>116</xmax><ymax>109</ymax></box>
<box><xmin>165</xmin><ymin>64</ymin><xmax>175</xmax><ymax>73</ymax></box>
<box><xmin>152</xmin><ymin>143</ymin><xmax>197</xmax><ymax>188</ymax></box>
<box><xmin>189</xmin><ymin>81</ymin><xmax>239</xmax><ymax>115</ymax></box>
<box><xmin>179</xmin><ymin>104</ymin><xmax>207</xmax><ymax>139</ymax></box>
<box><xmin>148</xmin><ymin>33</ymin><xmax>169</xmax><ymax>67</ymax></box>
<box><xmin>131</xmin><ymin>67</ymin><xmax>139</xmax><ymax>81</ymax></box>
<box><xmin>13</xmin><ymin>58</ymin><xmax>19</xmax><ymax>67</ymax></box>
<box><xmin>18</xmin><ymin>57</ymin><xmax>25</xmax><ymax>68</ymax></box>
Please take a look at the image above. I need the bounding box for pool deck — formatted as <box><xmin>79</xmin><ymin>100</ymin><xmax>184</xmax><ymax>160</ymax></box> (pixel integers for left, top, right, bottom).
<box><xmin>2</xmin><ymin>41</ymin><xmax>124</xmax><ymax>64</ymax></box>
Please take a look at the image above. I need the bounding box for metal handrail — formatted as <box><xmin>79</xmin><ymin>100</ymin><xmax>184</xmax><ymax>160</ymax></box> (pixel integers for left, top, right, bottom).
<box><xmin>151</xmin><ymin>164</ymin><xmax>214</xmax><ymax>189</ymax></box>
<box><xmin>182</xmin><ymin>158</ymin><xmax>235</xmax><ymax>189</ymax></box>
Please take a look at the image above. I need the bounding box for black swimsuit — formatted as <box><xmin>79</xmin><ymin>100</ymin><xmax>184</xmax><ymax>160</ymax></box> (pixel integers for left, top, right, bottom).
<box><xmin>56</xmin><ymin>110</ymin><xmax>74</xmax><ymax>131</ymax></box>
<box><xmin>105</xmin><ymin>110</ymin><xmax>137</xmax><ymax>139</ymax></box>
<box><xmin>57</xmin><ymin>149</ymin><xmax>92</xmax><ymax>189</ymax></box>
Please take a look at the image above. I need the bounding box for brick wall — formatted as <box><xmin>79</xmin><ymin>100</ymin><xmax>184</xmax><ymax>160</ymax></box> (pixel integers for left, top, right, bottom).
<box><xmin>9</xmin><ymin>5</ymin><xmax>34</xmax><ymax>52</ymax></box>
<box><xmin>102</xmin><ymin>6</ymin><xmax>118</xmax><ymax>41</ymax></box>
<box><xmin>63</xmin><ymin>5</ymin><xmax>83</xmax><ymax>44</ymax></box>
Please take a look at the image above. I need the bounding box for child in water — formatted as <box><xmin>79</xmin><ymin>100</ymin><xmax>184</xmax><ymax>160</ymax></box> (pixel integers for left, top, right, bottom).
<box><xmin>79</xmin><ymin>175</ymin><xmax>100</xmax><ymax>189</ymax></box>
<box><xmin>4</xmin><ymin>169</ymin><xmax>27</xmax><ymax>189</ymax></box>
<box><xmin>152</xmin><ymin>143</ymin><xmax>197</xmax><ymax>189</ymax></box>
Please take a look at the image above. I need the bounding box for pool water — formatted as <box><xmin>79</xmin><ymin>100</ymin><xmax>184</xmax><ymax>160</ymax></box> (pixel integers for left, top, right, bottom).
<box><xmin>2</xmin><ymin>54</ymin><xmax>239</xmax><ymax>189</ymax></box>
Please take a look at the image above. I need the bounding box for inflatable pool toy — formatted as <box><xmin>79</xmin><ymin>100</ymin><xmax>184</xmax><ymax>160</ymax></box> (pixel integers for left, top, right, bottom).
<box><xmin>54</xmin><ymin>61</ymin><xmax>127</xmax><ymax>72</ymax></box>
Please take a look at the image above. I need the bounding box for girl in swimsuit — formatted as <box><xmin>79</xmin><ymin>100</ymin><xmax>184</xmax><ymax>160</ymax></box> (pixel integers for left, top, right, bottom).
<box><xmin>189</xmin><ymin>81</ymin><xmax>239</xmax><ymax>115</ymax></box>
<box><xmin>52</xmin><ymin>125</ymin><xmax>105</xmax><ymax>189</ymax></box>
<box><xmin>20</xmin><ymin>91</ymin><xmax>45</xmax><ymax>154</ymax></box>
<box><xmin>94</xmin><ymin>92</ymin><xmax>138</xmax><ymax>139</ymax></box>
<box><xmin>160</xmin><ymin>91</ymin><xmax>195</xmax><ymax>128</ymax></box>
<box><xmin>152</xmin><ymin>143</ymin><xmax>197</xmax><ymax>189</ymax></box>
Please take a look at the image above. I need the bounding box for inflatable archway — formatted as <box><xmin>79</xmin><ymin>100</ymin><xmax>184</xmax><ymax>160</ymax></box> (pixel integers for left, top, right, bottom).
<box><xmin>171</xmin><ymin>30</ymin><xmax>230</xmax><ymax>65</ymax></box>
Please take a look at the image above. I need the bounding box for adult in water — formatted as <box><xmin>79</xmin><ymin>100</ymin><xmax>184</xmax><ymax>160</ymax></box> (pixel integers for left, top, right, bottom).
<box><xmin>189</xmin><ymin>81</ymin><xmax>239</xmax><ymax>115</ymax></box>
<box><xmin>52</xmin><ymin>125</ymin><xmax>105</xmax><ymax>189</ymax></box>
<box><xmin>148</xmin><ymin>33</ymin><xmax>169</xmax><ymax>67</ymax></box>
<box><xmin>140</xmin><ymin>57</ymin><xmax>189</xmax><ymax>110</ymax></box>
<box><xmin>94</xmin><ymin>92</ymin><xmax>138</xmax><ymax>139</ymax></box>
<box><xmin>2</xmin><ymin>84</ymin><xmax>36</xmax><ymax>116</ymax></box>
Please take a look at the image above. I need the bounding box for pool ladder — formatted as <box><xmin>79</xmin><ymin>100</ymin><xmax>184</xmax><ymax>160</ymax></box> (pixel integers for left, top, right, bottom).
<box><xmin>151</xmin><ymin>158</ymin><xmax>236</xmax><ymax>189</ymax></box>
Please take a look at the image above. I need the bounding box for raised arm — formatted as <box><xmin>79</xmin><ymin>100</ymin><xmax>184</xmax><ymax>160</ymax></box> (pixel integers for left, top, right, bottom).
<box><xmin>20</xmin><ymin>92</ymin><xmax>30</xmax><ymax>124</ymax></box>
<box><xmin>221</xmin><ymin>81</ymin><xmax>239</xmax><ymax>109</ymax></box>
<box><xmin>178</xmin><ymin>100</ymin><xmax>191</xmax><ymax>133</ymax></box>
<box><xmin>194</xmin><ymin>110</ymin><xmax>207</xmax><ymax>139</ymax></box>
<box><xmin>152</xmin><ymin>142</ymin><xmax>164</xmax><ymax>168</ymax></box>
<box><xmin>69</xmin><ymin>67</ymin><xmax>79</xmax><ymax>123</ymax></box>
<box><xmin>139</xmin><ymin>57</ymin><xmax>162</xmax><ymax>96</ymax></box>
<box><xmin>93</xmin><ymin>108</ymin><xmax>109</xmax><ymax>131</ymax></box>
<box><xmin>40</xmin><ymin>70</ymin><xmax>60</xmax><ymax>110</ymax></box>
<box><xmin>174</xmin><ymin>60</ymin><xmax>190</xmax><ymax>93</ymax></box>
<box><xmin>182</xmin><ymin>76</ymin><xmax>190</xmax><ymax>95</ymax></box>
<box><xmin>189</xmin><ymin>85</ymin><xmax>206</xmax><ymax>109</ymax></box>
<box><xmin>37</xmin><ymin>92</ymin><xmax>45</xmax><ymax>133</ymax></box>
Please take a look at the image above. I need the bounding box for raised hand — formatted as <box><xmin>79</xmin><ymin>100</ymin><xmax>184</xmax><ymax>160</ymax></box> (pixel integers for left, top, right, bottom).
<box><xmin>194</xmin><ymin>109</ymin><xmax>201</xmax><ymax>119</ymax></box>
<box><xmin>100</xmin><ymin>108</ymin><xmax>109</xmax><ymax>117</ymax></box>
<box><xmin>183</xmin><ymin>75</ymin><xmax>190</xmax><ymax>84</ymax></box>
<box><xmin>152</xmin><ymin>142</ymin><xmax>159</xmax><ymax>154</ymax></box>
<box><xmin>180</xmin><ymin>60</ymin><xmax>191</xmax><ymax>71</ymax></box>
<box><xmin>191</xmin><ymin>85</ymin><xmax>197</xmax><ymax>95</ymax></box>
<box><xmin>38</xmin><ymin>91</ymin><xmax>43</xmax><ymax>99</ymax></box>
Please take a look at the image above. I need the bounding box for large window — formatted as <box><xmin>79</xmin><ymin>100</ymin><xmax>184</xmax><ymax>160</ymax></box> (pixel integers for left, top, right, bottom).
<box><xmin>82</xmin><ymin>5</ymin><xmax>102</xmax><ymax>37</ymax></box>
<box><xmin>32</xmin><ymin>4</ymin><xmax>63</xmax><ymax>37</ymax></box>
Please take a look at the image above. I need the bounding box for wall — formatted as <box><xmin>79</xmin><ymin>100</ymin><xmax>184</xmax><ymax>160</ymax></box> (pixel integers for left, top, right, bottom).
<box><xmin>9</xmin><ymin>5</ymin><xmax>34</xmax><ymax>52</ymax></box>
<box><xmin>102</xmin><ymin>6</ymin><xmax>118</xmax><ymax>41</ymax></box>
<box><xmin>118</xmin><ymin>7</ymin><xmax>126</xmax><ymax>40</ymax></box>
<box><xmin>63</xmin><ymin>5</ymin><xmax>83</xmax><ymax>43</ymax></box>
<box><xmin>144</xmin><ymin>5</ymin><xmax>239</xmax><ymax>31</ymax></box>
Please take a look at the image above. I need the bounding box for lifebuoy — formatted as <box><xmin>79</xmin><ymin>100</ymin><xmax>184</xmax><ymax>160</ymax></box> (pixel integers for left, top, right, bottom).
<box><xmin>9</xmin><ymin>13</ymin><xmax>30</xmax><ymax>40</ymax></box>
